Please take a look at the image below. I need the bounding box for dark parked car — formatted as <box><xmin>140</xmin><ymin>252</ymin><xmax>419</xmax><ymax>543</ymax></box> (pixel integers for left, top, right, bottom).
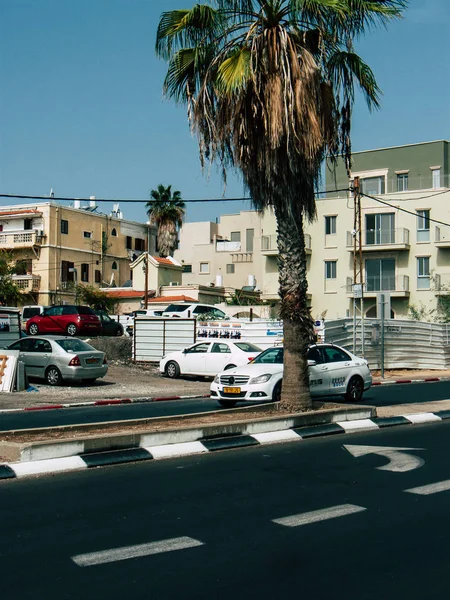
<box><xmin>26</xmin><ymin>305</ymin><xmax>101</xmax><ymax>337</ymax></box>
<box><xmin>96</xmin><ymin>311</ymin><xmax>124</xmax><ymax>336</ymax></box>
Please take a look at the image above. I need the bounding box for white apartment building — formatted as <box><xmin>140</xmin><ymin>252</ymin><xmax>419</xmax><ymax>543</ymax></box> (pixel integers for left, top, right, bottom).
<box><xmin>175</xmin><ymin>140</ymin><xmax>450</xmax><ymax>321</ymax></box>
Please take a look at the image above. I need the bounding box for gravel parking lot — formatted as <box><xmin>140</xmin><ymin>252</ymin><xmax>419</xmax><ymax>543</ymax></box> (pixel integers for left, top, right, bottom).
<box><xmin>0</xmin><ymin>362</ymin><xmax>211</xmax><ymax>410</ymax></box>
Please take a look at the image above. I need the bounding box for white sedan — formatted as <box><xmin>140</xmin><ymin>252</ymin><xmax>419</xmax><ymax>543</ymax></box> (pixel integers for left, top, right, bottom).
<box><xmin>210</xmin><ymin>343</ymin><xmax>372</xmax><ymax>407</ymax></box>
<box><xmin>159</xmin><ymin>340</ymin><xmax>263</xmax><ymax>378</ymax></box>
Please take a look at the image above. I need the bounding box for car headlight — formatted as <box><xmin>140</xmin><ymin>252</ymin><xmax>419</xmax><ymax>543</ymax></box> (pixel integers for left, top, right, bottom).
<box><xmin>214</xmin><ymin>374</ymin><xmax>220</xmax><ymax>383</ymax></box>
<box><xmin>249</xmin><ymin>374</ymin><xmax>272</xmax><ymax>384</ymax></box>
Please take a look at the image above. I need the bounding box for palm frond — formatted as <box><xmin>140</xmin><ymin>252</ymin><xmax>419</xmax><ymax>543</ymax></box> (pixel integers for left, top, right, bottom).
<box><xmin>328</xmin><ymin>50</ymin><xmax>381</xmax><ymax>110</ymax></box>
<box><xmin>216</xmin><ymin>46</ymin><xmax>251</xmax><ymax>94</ymax></box>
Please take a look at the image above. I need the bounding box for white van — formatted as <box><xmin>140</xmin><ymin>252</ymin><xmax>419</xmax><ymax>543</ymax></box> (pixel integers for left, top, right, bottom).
<box><xmin>161</xmin><ymin>303</ymin><xmax>228</xmax><ymax>320</ymax></box>
<box><xmin>21</xmin><ymin>305</ymin><xmax>44</xmax><ymax>328</ymax></box>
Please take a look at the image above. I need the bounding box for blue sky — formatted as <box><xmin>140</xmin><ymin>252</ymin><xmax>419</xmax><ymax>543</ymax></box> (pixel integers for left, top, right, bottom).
<box><xmin>0</xmin><ymin>0</ymin><xmax>449</xmax><ymax>224</ymax></box>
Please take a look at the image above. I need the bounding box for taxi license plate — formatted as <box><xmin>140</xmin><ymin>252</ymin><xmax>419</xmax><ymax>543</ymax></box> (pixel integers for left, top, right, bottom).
<box><xmin>223</xmin><ymin>387</ymin><xmax>241</xmax><ymax>394</ymax></box>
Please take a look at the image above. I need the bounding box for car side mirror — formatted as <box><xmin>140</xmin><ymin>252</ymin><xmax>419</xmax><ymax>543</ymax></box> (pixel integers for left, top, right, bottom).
<box><xmin>182</xmin><ymin>349</ymin><xmax>187</xmax><ymax>354</ymax></box>
<box><xmin>307</xmin><ymin>359</ymin><xmax>317</xmax><ymax>367</ymax></box>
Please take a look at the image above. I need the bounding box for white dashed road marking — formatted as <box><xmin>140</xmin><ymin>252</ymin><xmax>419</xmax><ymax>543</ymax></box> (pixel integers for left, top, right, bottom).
<box><xmin>71</xmin><ymin>536</ymin><xmax>204</xmax><ymax>567</ymax></box>
<box><xmin>272</xmin><ymin>504</ymin><xmax>366</xmax><ymax>528</ymax></box>
<box><xmin>405</xmin><ymin>479</ymin><xmax>450</xmax><ymax>496</ymax></box>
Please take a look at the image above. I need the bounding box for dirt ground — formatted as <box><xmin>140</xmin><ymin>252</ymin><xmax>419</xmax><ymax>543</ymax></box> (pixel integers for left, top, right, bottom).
<box><xmin>0</xmin><ymin>362</ymin><xmax>212</xmax><ymax>410</ymax></box>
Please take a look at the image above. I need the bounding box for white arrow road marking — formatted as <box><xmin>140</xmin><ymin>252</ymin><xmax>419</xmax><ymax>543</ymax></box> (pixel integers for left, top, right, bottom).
<box><xmin>272</xmin><ymin>504</ymin><xmax>366</xmax><ymax>528</ymax></box>
<box><xmin>72</xmin><ymin>537</ymin><xmax>204</xmax><ymax>567</ymax></box>
<box><xmin>405</xmin><ymin>479</ymin><xmax>450</xmax><ymax>496</ymax></box>
<box><xmin>344</xmin><ymin>445</ymin><xmax>425</xmax><ymax>472</ymax></box>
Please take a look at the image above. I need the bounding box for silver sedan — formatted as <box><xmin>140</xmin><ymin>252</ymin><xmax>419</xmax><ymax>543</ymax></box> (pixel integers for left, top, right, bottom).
<box><xmin>7</xmin><ymin>335</ymin><xmax>108</xmax><ymax>386</ymax></box>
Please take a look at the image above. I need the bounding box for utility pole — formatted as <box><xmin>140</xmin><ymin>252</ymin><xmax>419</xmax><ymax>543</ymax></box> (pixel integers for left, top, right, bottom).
<box><xmin>352</xmin><ymin>177</ymin><xmax>365</xmax><ymax>356</ymax></box>
<box><xmin>144</xmin><ymin>253</ymin><xmax>149</xmax><ymax>309</ymax></box>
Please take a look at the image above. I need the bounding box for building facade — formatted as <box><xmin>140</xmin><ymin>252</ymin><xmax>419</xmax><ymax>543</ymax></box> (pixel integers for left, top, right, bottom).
<box><xmin>0</xmin><ymin>200</ymin><xmax>156</xmax><ymax>306</ymax></box>
<box><xmin>175</xmin><ymin>140</ymin><xmax>450</xmax><ymax>321</ymax></box>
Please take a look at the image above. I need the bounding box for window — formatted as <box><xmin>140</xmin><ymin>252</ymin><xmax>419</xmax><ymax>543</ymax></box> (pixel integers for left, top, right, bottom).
<box><xmin>325</xmin><ymin>216</ymin><xmax>337</xmax><ymax>235</ymax></box>
<box><xmin>246</xmin><ymin>229</ymin><xmax>254</xmax><ymax>252</ymax></box>
<box><xmin>230</xmin><ymin>231</ymin><xmax>241</xmax><ymax>242</ymax></box>
<box><xmin>199</xmin><ymin>262</ymin><xmax>209</xmax><ymax>274</ymax></box>
<box><xmin>397</xmin><ymin>173</ymin><xmax>408</xmax><ymax>192</ymax></box>
<box><xmin>211</xmin><ymin>343</ymin><xmax>231</xmax><ymax>354</ymax></box>
<box><xmin>322</xmin><ymin>346</ymin><xmax>351</xmax><ymax>363</ymax></box>
<box><xmin>24</xmin><ymin>218</ymin><xmax>33</xmax><ymax>230</ymax></box>
<box><xmin>417</xmin><ymin>257</ymin><xmax>430</xmax><ymax>290</ymax></box>
<box><xmin>366</xmin><ymin>258</ymin><xmax>395</xmax><ymax>292</ymax></box>
<box><xmin>432</xmin><ymin>168</ymin><xmax>441</xmax><ymax>189</ymax></box>
<box><xmin>365</xmin><ymin>213</ymin><xmax>395</xmax><ymax>245</ymax></box>
<box><xmin>417</xmin><ymin>210</ymin><xmax>430</xmax><ymax>242</ymax></box>
<box><xmin>112</xmin><ymin>261</ymin><xmax>117</xmax><ymax>270</ymax></box>
<box><xmin>83</xmin><ymin>231</ymin><xmax>92</xmax><ymax>239</ymax></box>
<box><xmin>226</xmin><ymin>264</ymin><xmax>235</xmax><ymax>274</ymax></box>
<box><xmin>360</xmin><ymin>176</ymin><xmax>385</xmax><ymax>195</ymax></box>
<box><xmin>325</xmin><ymin>261</ymin><xmax>337</xmax><ymax>279</ymax></box>
<box><xmin>135</xmin><ymin>238</ymin><xmax>145</xmax><ymax>251</ymax></box>
<box><xmin>95</xmin><ymin>270</ymin><xmax>101</xmax><ymax>283</ymax></box>
<box><xmin>186</xmin><ymin>343</ymin><xmax>211</xmax><ymax>353</ymax></box>
<box><xmin>61</xmin><ymin>219</ymin><xmax>69</xmax><ymax>234</ymax></box>
<box><xmin>61</xmin><ymin>261</ymin><xmax>75</xmax><ymax>282</ymax></box>
<box><xmin>81</xmin><ymin>263</ymin><xmax>89</xmax><ymax>283</ymax></box>
<box><xmin>33</xmin><ymin>340</ymin><xmax>52</xmax><ymax>353</ymax></box>
<box><xmin>183</xmin><ymin>264</ymin><xmax>192</xmax><ymax>273</ymax></box>
<box><xmin>111</xmin><ymin>228</ymin><xmax>117</xmax><ymax>237</ymax></box>
<box><xmin>126</xmin><ymin>236</ymin><xmax>132</xmax><ymax>250</ymax></box>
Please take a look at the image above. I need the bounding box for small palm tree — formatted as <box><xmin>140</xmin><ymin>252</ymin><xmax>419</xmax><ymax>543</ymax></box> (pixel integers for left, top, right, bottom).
<box><xmin>156</xmin><ymin>0</ymin><xmax>406</xmax><ymax>410</ymax></box>
<box><xmin>146</xmin><ymin>184</ymin><xmax>186</xmax><ymax>258</ymax></box>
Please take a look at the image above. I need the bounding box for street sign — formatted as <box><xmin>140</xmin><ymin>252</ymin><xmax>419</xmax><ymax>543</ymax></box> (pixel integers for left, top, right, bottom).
<box><xmin>344</xmin><ymin>444</ymin><xmax>425</xmax><ymax>472</ymax></box>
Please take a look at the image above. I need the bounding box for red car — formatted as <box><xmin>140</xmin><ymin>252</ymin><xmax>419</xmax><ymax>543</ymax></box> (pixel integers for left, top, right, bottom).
<box><xmin>26</xmin><ymin>305</ymin><xmax>101</xmax><ymax>337</ymax></box>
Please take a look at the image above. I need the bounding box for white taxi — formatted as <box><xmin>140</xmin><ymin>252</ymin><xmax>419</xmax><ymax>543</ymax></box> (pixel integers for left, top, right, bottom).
<box><xmin>210</xmin><ymin>343</ymin><xmax>372</xmax><ymax>407</ymax></box>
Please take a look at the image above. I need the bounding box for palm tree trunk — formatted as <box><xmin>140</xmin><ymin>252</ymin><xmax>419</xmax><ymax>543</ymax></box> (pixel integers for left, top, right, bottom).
<box><xmin>276</xmin><ymin>209</ymin><xmax>315</xmax><ymax>411</ymax></box>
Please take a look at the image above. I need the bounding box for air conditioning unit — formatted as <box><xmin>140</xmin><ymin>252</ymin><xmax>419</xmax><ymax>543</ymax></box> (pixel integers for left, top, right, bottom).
<box><xmin>169</xmin><ymin>282</ymin><xmax>179</xmax><ymax>286</ymax></box>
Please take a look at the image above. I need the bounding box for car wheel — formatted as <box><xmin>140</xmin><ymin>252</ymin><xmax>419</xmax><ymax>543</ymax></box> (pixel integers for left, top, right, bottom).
<box><xmin>28</xmin><ymin>323</ymin><xmax>39</xmax><ymax>335</ymax></box>
<box><xmin>66</xmin><ymin>323</ymin><xmax>78</xmax><ymax>337</ymax></box>
<box><xmin>45</xmin><ymin>366</ymin><xmax>62</xmax><ymax>386</ymax></box>
<box><xmin>218</xmin><ymin>400</ymin><xmax>237</xmax><ymax>408</ymax></box>
<box><xmin>344</xmin><ymin>376</ymin><xmax>364</xmax><ymax>402</ymax></box>
<box><xmin>165</xmin><ymin>361</ymin><xmax>180</xmax><ymax>379</ymax></box>
<box><xmin>272</xmin><ymin>381</ymin><xmax>282</xmax><ymax>403</ymax></box>
<box><xmin>223</xmin><ymin>364</ymin><xmax>236</xmax><ymax>370</ymax></box>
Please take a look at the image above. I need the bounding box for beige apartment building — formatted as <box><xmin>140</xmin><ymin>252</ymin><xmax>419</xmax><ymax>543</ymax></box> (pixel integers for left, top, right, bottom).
<box><xmin>0</xmin><ymin>200</ymin><xmax>156</xmax><ymax>306</ymax></box>
<box><xmin>175</xmin><ymin>140</ymin><xmax>450</xmax><ymax>321</ymax></box>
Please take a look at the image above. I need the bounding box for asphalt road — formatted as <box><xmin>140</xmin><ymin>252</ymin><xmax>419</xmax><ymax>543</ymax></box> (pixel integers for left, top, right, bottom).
<box><xmin>2</xmin><ymin>421</ymin><xmax>450</xmax><ymax>599</ymax></box>
<box><xmin>1</xmin><ymin>380</ymin><xmax>450</xmax><ymax>432</ymax></box>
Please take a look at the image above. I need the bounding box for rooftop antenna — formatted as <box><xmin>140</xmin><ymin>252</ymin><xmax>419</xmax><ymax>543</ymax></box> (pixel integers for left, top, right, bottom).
<box><xmin>49</xmin><ymin>188</ymin><xmax>54</xmax><ymax>198</ymax></box>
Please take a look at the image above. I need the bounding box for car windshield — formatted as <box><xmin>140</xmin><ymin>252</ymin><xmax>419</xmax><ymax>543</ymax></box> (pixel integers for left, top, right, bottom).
<box><xmin>164</xmin><ymin>305</ymin><xmax>189</xmax><ymax>312</ymax></box>
<box><xmin>251</xmin><ymin>347</ymin><xmax>284</xmax><ymax>364</ymax></box>
<box><xmin>56</xmin><ymin>339</ymin><xmax>96</xmax><ymax>353</ymax></box>
<box><xmin>77</xmin><ymin>306</ymin><xmax>95</xmax><ymax>315</ymax></box>
<box><xmin>234</xmin><ymin>342</ymin><xmax>262</xmax><ymax>352</ymax></box>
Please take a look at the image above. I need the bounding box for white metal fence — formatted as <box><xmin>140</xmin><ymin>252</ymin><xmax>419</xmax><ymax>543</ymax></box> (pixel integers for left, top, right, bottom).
<box><xmin>134</xmin><ymin>318</ymin><xmax>196</xmax><ymax>362</ymax></box>
<box><xmin>324</xmin><ymin>318</ymin><xmax>450</xmax><ymax>370</ymax></box>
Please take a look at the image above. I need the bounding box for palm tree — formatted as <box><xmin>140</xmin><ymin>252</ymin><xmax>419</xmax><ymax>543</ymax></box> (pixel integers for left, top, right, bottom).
<box><xmin>146</xmin><ymin>184</ymin><xmax>186</xmax><ymax>258</ymax></box>
<box><xmin>156</xmin><ymin>0</ymin><xmax>406</xmax><ymax>410</ymax></box>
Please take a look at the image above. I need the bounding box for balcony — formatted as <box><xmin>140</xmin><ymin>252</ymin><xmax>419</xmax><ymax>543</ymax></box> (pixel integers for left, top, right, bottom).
<box><xmin>261</xmin><ymin>233</ymin><xmax>312</xmax><ymax>255</ymax></box>
<box><xmin>0</xmin><ymin>229</ymin><xmax>45</xmax><ymax>249</ymax></box>
<box><xmin>434</xmin><ymin>274</ymin><xmax>450</xmax><ymax>295</ymax></box>
<box><xmin>12</xmin><ymin>274</ymin><xmax>41</xmax><ymax>292</ymax></box>
<box><xmin>216</xmin><ymin>241</ymin><xmax>241</xmax><ymax>252</ymax></box>
<box><xmin>346</xmin><ymin>228</ymin><xmax>410</xmax><ymax>252</ymax></box>
<box><xmin>231</xmin><ymin>252</ymin><xmax>253</xmax><ymax>263</ymax></box>
<box><xmin>59</xmin><ymin>281</ymin><xmax>76</xmax><ymax>291</ymax></box>
<box><xmin>435</xmin><ymin>226</ymin><xmax>450</xmax><ymax>248</ymax></box>
<box><xmin>346</xmin><ymin>275</ymin><xmax>410</xmax><ymax>298</ymax></box>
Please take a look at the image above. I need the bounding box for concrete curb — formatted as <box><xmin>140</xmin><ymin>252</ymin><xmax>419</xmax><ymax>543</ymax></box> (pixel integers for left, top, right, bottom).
<box><xmin>2</xmin><ymin>408</ymin><xmax>450</xmax><ymax>481</ymax></box>
<box><xmin>372</xmin><ymin>376</ymin><xmax>450</xmax><ymax>386</ymax></box>
<box><xmin>0</xmin><ymin>394</ymin><xmax>211</xmax><ymax>414</ymax></box>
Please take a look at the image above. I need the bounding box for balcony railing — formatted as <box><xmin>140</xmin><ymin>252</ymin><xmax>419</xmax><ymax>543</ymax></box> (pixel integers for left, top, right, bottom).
<box><xmin>60</xmin><ymin>281</ymin><xmax>76</xmax><ymax>291</ymax></box>
<box><xmin>11</xmin><ymin>274</ymin><xmax>41</xmax><ymax>292</ymax></box>
<box><xmin>231</xmin><ymin>252</ymin><xmax>253</xmax><ymax>263</ymax></box>
<box><xmin>346</xmin><ymin>228</ymin><xmax>410</xmax><ymax>250</ymax></box>
<box><xmin>216</xmin><ymin>241</ymin><xmax>241</xmax><ymax>252</ymax></box>
<box><xmin>346</xmin><ymin>275</ymin><xmax>410</xmax><ymax>295</ymax></box>
<box><xmin>261</xmin><ymin>233</ymin><xmax>311</xmax><ymax>255</ymax></box>
<box><xmin>0</xmin><ymin>230</ymin><xmax>44</xmax><ymax>248</ymax></box>
<box><xmin>434</xmin><ymin>273</ymin><xmax>450</xmax><ymax>295</ymax></box>
<box><xmin>435</xmin><ymin>226</ymin><xmax>450</xmax><ymax>248</ymax></box>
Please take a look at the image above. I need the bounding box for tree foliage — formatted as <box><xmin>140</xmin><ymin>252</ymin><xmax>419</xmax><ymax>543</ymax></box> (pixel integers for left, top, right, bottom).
<box><xmin>146</xmin><ymin>184</ymin><xmax>186</xmax><ymax>258</ymax></box>
<box><xmin>75</xmin><ymin>285</ymin><xmax>118</xmax><ymax>313</ymax></box>
<box><xmin>0</xmin><ymin>252</ymin><xmax>26</xmax><ymax>306</ymax></box>
<box><xmin>156</xmin><ymin>0</ymin><xmax>406</xmax><ymax>409</ymax></box>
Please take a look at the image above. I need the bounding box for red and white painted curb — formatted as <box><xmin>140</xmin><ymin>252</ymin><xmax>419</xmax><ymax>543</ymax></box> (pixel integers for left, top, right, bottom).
<box><xmin>372</xmin><ymin>376</ymin><xmax>450</xmax><ymax>386</ymax></box>
<box><xmin>0</xmin><ymin>394</ymin><xmax>211</xmax><ymax>414</ymax></box>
